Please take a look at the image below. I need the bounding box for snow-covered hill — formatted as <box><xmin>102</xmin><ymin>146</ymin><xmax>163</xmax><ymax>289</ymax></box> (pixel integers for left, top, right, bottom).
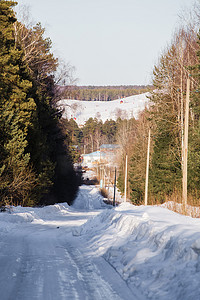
<box><xmin>58</xmin><ymin>93</ymin><xmax>149</xmax><ymax>126</ymax></box>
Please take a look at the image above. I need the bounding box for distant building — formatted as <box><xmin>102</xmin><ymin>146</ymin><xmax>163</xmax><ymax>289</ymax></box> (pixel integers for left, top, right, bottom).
<box><xmin>81</xmin><ymin>144</ymin><xmax>121</xmax><ymax>166</ymax></box>
<box><xmin>81</xmin><ymin>150</ymin><xmax>106</xmax><ymax>165</ymax></box>
<box><xmin>99</xmin><ymin>144</ymin><xmax>121</xmax><ymax>163</ymax></box>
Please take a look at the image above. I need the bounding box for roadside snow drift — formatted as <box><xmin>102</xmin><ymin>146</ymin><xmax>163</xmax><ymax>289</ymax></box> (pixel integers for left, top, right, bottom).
<box><xmin>78</xmin><ymin>202</ymin><xmax>200</xmax><ymax>300</ymax></box>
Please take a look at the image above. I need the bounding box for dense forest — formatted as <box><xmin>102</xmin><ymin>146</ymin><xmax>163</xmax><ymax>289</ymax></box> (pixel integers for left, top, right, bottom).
<box><xmin>0</xmin><ymin>1</ymin><xmax>78</xmax><ymax>207</ymax></box>
<box><xmin>61</xmin><ymin>85</ymin><xmax>153</xmax><ymax>101</ymax></box>
<box><xmin>61</xmin><ymin>117</ymin><xmax>124</xmax><ymax>157</ymax></box>
<box><xmin>2</xmin><ymin>0</ymin><xmax>200</xmax><ymax>212</ymax></box>
<box><xmin>116</xmin><ymin>3</ymin><xmax>200</xmax><ymax>209</ymax></box>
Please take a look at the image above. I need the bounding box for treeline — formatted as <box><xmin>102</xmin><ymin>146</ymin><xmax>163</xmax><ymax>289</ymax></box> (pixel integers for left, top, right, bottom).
<box><xmin>117</xmin><ymin>2</ymin><xmax>200</xmax><ymax>207</ymax></box>
<box><xmin>0</xmin><ymin>1</ymin><xmax>78</xmax><ymax>207</ymax></box>
<box><xmin>61</xmin><ymin>117</ymin><xmax>128</xmax><ymax>156</ymax></box>
<box><xmin>62</xmin><ymin>85</ymin><xmax>152</xmax><ymax>101</ymax></box>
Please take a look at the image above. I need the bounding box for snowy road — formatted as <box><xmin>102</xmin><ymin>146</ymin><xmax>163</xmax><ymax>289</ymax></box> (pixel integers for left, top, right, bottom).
<box><xmin>1</xmin><ymin>185</ymin><xmax>200</xmax><ymax>300</ymax></box>
<box><xmin>0</xmin><ymin>186</ymin><xmax>136</xmax><ymax>300</ymax></box>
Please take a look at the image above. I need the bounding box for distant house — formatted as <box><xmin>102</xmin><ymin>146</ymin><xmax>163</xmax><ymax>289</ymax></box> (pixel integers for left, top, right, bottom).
<box><xmin>81</xmin><ymin>150</ymin><xmax>106</xmax><ymax>165</ymax></box>
<box><xmin>81</xmin><ymin>145</ymin><xmax>121</xmax><ymax>166</ymax></box>
<box><xmin>99</xmin><ymin>144</ymin><xmax>121</xmax><ymax>162</ymax></box>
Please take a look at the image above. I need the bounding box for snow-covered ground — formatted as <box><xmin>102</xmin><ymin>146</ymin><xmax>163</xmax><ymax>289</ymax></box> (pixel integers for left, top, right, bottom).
<box><xmin>58</xmin><ymin>93</ymin><xmax>149</xmax><ymax>126</ymax></box>
<box><xmin>0</xmin><ymin>184</ymin><xmax>200</xmax><ymax>299</ymax></box>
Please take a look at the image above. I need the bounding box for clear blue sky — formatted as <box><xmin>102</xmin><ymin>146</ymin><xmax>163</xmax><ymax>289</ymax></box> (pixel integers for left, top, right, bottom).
<box><xmin>15</xmin><ymin>0</ymin><xmax>192</xmax><ymax>86</ymax></box>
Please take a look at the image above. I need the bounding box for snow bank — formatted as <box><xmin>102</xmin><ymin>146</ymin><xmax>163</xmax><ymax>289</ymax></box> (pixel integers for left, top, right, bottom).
<box><xmin>0</xmin><ymin>202</ymin><xmax>71</xmax><ymax>230</ymax></box>
<box><xmin>80</xmin><ymin>203</ymin><xmax>200</xmax><ymax>300</ymax></box>
<box><xmin>161</xmin><ymin>201</ymin><xmax>200</xmax><ymax>218</ymax></box>
<box><xmin>0</xmin><ymin>209</ymin><xmax>38</xmax><ymax>236</ymax></box>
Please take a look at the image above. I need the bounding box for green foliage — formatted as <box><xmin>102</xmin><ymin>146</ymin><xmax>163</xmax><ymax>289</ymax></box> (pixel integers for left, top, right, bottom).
<box><xmin>102</xmin><ymin>120</ymin><xmax>117</xmax><ymax>144</ymax></box>
<box><xmin>0</xmin><ymin>0</ymin><xmax>36</xmax><ymax>206</ymax></box>
<box><xmin>60</xmin><ymin>118</ymin><xmax>82</xmax><ymax>163</ymax></box>
<box><xmin>129</xmin><ymin>155</ymin><xmax>146</xmax><ymax>205</ymax></box>
<box><xmin>149</xmin><ymin>121</ymin><xmax>182</xmax><ymax>201</ymax></box>
<box><xmin>145</xmin><ymin>42</ymin><xmax>186</xmax><ymax>202</ymax></box>
<box><xmin>117</xmin><ymin>155</ymin><xmax>126</xmax><ymax>197</ymax></box>
<box><xmin>188</xmin><ymin>123</ymin><xmax>200</xmax><ymax>196</ymax></box>
<box><xmin>187</xmin><ymin>47</ymin><xmax>200</xmax><ymax>198</ymax></box>
<box><xmin>0</xmin><ymin>1</ymin><xmax>78</xmax><ymax>207</ymax></box>
<box><xmin>128</xmin><ymin>119</ymin><xmax>148</xmax><ymax>205</ymax></box>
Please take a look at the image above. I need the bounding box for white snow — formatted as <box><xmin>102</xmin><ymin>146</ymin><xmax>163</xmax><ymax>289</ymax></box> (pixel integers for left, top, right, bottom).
<box><xmin>0</xmin><ymin>184</ymin><xmax>200</xmax><ymax>299</ymax></box>
<box><xmin>79</xmin><ymin>202</ymin><xmax>200</xmax><ymax>299</ymax></box>
<box><xmin>57</xmin><ymin>93</ymin><xmax>149</xmax><ymax>126</ymax></box>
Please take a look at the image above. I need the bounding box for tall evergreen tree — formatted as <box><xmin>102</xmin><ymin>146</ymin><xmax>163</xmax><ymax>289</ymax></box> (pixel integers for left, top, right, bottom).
<box><xmin>187</xmin><ymin>33</ymin><xmax>200</xmax><ymax>199</ymax></box>
<box><xmin>18</xmin><ymin>23</ymin><xmax>78</xmax><ymax>206</ymax></box>
<box><xmin>0</xmin><ymin>1</ymin><xmax>36</xmax><ymax>206</ymax></box>
<box><xmin>0</xmin><ymin>1</ymin><xmax>78</xmax><ymax>207</ymax></box>
<box><xmin>148</xmin><ymin>61</ymin><xmax>182</xmax><ymax>201</ymax></box>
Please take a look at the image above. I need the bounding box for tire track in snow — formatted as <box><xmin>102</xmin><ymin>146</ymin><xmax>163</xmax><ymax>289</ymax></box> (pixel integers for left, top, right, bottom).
<box><xmin>62</xmin><ymin>243</ymin><xmax>122</xmax><ymax>300</ymax></box>
<box><xmin>0</xmin><ymin>185</ymin><xmax>137</xmax><ymax>299</ymax></box>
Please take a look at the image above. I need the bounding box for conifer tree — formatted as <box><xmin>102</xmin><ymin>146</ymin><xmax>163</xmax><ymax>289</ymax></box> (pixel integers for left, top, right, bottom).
<box><xmin>0</xmin><ymin>1</ymin><xmax>78</xmax><ymax>207</ymax></box>
<box><xmin>187</xmin><ymin>33</ymin><xmax>200</xmax><ymax>199</ymax></box>
<box><xmin>148</xmin><ymin>27</ymin><xmax>198</xmax><ymax>202</ymax></box>
<box><xmin>18</xmin><ymin>24</ymin><xmax>78</xmax><ymax>206</ymax></box>
<box><xmin>0</xmin><ymin>0</ymin><xmax>36</xmax><ymax>206</ymax></box>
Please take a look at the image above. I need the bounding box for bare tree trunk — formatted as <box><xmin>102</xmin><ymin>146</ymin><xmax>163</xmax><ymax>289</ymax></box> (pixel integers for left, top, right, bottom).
<box><xmin>145</xmin><ymin>129</ymin><xmax>151</xmax><ymax>206</ymax></box>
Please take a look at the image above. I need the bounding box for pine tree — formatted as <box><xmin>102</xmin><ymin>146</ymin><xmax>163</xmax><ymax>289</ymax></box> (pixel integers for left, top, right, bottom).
<box><xmin>0</xmin><ymin>1</ymin><xmax>78</xmax><ymax>207</ymax></box>
<box><xmin>148</xmin><ymin>63</ymin><xmax>182</xmax><ymax>202</ymax></box>
<box><xmin>149</xmin><ymin>113</ymin><xmax>182</xmax><ymax>201</ymax></box>
<box><xmin>187</xmin><ymin>34</ymin><xmax>200</xmax><ymax>199</ymax></box>
<box><xmin>0</xmin><ymin>1</ymin><xmax>36</xmax><ymax>206</ymax></box>
<box><xmin>102</xmin><ymin>120</ymin><xmax>117</xmax><ymax>144</ymax></box>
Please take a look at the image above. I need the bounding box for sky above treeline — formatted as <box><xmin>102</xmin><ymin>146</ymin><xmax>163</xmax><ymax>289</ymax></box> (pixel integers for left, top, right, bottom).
<box><xmin>15</xmin><ymin>0</ymin><xmax>192</xmax><ymax>86</ymax></box>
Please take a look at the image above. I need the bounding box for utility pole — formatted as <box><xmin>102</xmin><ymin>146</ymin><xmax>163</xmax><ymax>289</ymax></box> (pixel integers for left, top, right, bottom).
<box><xmin>100</xmin><ymin>165</ymin><xmax>104</xmax><ymax>189</ymax></box>
<box><xmin>124</xmin><ymin>154</ymin><xmax>128</xmax><ymax>202</ymax></box>
<box><xmin>107</xmin><ymin>167</ymin><xmax>110</xmax><ymax>195</ymax></box>
<box><xmin>145</xmin><ymin>128</ymin><xmax>151</xmax><ymax>206</ymax></box>
<box><xmin>104</xmin><ymin>166</ymin><xmax>106</xmax><ymax>188</ymax></box>
<box><xmin>183</xmin><ymin>78</ymin><xmax>190</xmax><ymax>211</ymax></box>
<box><xmin>113</xmin><ymin>167</ymin><xmax>117</xmax><ymax>207</ymax></box>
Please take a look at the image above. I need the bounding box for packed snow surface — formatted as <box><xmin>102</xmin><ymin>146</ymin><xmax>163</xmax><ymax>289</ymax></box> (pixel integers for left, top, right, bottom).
<box><xmin>58</xmin><ymin>93</ymin><xmax>149</xmax><ymax>125</ymax></box>
<box><xmin>0</xmin><ymin>184</ymin><xmax>200</xmax><ymax>299</ymax></box>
